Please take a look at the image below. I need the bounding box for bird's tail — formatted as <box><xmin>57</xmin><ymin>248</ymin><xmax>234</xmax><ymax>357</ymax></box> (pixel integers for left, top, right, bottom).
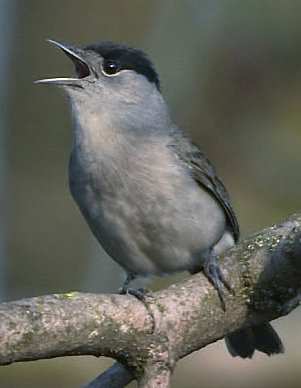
<box><xmin>225</xmin><ymin>323</ymin><xmax>284</xmax><ymax>358</ymax></box>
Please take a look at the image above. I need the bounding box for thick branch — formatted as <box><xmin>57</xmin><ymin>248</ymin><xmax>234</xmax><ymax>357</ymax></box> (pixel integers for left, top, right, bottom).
<box><xmin>1</xmin><ymin>213</ymin><xmax>301</xmax><ymax>387</ymax></box>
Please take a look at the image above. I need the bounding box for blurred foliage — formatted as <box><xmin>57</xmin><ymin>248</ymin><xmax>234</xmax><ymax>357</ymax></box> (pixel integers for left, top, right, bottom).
<box><xmin>1</xmin><ymin>1</ymin><xmax>301</xmax><ymax>387</ymax></box>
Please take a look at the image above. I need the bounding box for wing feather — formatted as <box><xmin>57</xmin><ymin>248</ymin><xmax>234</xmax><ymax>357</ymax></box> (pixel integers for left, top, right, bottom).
<box><xmin>168</xmin><ymin>132</ymin><xmax>240</xmax><ymax>242</ymax></box>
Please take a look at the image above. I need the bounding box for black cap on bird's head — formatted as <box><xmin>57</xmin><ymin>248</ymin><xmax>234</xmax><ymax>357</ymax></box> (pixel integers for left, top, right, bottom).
<box><xmin>36</xmin><ymin>39</ymin><xmax>160</xmax><ymax>90</ymax></box>
<box><xmin>85</xmin><ymin>41</ymin><xmax>160</xmax><ymax>89</ymax></box>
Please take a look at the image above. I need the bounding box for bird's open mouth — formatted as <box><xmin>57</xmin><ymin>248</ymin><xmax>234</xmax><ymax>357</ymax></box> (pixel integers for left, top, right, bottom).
<box><xmin>35</xmin><ymin>39</ymin><xmax>90</xmax><ymax>86</ymax></box>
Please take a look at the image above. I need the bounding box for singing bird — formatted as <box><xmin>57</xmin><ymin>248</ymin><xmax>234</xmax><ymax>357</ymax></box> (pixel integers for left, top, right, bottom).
<box><xmin>36</xmin><ymin>39</ymin><xmax>284</xmax><ymax>358</ymax></box>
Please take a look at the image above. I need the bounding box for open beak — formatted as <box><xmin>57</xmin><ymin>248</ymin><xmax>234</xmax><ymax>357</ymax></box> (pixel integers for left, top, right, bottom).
<box><xmin>35</xmin><ymin>39</ymin><xmax>91</xmax><ymax>87</ymax></box>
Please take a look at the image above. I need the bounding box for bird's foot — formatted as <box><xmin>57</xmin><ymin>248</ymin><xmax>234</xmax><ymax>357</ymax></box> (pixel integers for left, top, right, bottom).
<box><xmin>119</xmin><ymin>273</ymin><xmax>154</xmax><ymax>301</ymax></box>
<box><xmin>203</xmin><ymin>254</ymin><xmax>233</xmax><ymax>311</ymax></box>
<box><xmin>119</xmin><ymin>286</ymin><xmax>153</xmax><ymax>302</ymax></box>
<box><xmin>119</xmin><ymin>286</ymin><xmax>155</xmax><ymax>333</ymax></box>
<box><xmin>118</xmin><ymin>273</ymin><xmax>136</xmax><ymax>295</ymax></box>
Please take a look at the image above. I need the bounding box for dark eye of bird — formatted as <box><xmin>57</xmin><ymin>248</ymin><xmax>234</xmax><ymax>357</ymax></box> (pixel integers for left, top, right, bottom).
<box><xmin>102</xmin><ymin>60</ymin><xmax>121</xmax><ymax>76</ymax></box>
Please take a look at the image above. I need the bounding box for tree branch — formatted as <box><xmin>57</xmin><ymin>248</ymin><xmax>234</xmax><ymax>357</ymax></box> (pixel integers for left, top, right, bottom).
<box><xmin>1</xmin><ymin>213</ymin><xmax>301</xmax><ymax>388</ymax></box>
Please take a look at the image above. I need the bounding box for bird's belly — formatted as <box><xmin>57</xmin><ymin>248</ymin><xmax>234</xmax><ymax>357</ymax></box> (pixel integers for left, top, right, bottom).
<box><xmin>70</xmin><ymin>166</ymin><xmax>226</xmax><ymax>276</ymax></box>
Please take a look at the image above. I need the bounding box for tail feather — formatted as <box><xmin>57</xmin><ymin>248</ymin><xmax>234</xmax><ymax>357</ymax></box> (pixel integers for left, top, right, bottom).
<box><xmin>225</xmin><ymin>323</ymin><xmax>284</xmax><ymax>359</ymax></box>
<box><xmin>225</xmin><ymin>328</ymin><xmax>255</xmax><ymax>358</ymax></box>
<box><xmin>252</xmin><ymin>323</ymin><xmax>284</xmax><ymax>355</ymax></box>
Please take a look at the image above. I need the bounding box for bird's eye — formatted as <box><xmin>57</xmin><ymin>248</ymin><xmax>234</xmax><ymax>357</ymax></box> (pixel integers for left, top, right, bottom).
<box><xmin>101</xmin><ymin>60</ymin><xmax>121</xmax><ymax>76</ymax></box>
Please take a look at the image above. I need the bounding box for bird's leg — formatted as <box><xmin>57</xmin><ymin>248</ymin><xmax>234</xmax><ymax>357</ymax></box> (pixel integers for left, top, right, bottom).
<box><xmin>119</xmin><ymin>273</ymin><xmax>152</xmax><ymax>302</ymax></box>
<box><xmin>119</xmin><ymin>273</ymin><xmax>136</xmax><ymax>294</ymax></box>
<box><xmin>203</xmin><ymin>252</ymin><xmax>232</xmax><ymax>311</ymax></box>
<box><xmin>119</xmin><ymin>273</ymin><xmax>155</xmax><ymax>332</ymax></box>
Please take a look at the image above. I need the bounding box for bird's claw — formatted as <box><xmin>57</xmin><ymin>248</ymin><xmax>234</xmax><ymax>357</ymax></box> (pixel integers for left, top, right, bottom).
<box><xmin>203</xmin><ymin>255</ymin><xmax>233</xmax><ymax>311</ymax></box>
<box><xmin>119</xmin><ymin>287</ymin><xmax>153</xmax><ymax>302</ymax></box>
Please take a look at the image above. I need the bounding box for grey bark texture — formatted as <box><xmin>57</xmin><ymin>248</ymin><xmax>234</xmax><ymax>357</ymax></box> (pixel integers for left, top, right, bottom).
<box><xmin>1</xmin><ymin>213</ymin><xmax>301</xmax><ymax>388</ymax></box>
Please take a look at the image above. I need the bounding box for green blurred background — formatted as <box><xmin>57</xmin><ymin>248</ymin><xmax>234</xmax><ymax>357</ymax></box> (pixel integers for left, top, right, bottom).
<box><xmin>1</xmin><ymin>1</ymin><xmax>301</xmax><ymax>387</ymax></box>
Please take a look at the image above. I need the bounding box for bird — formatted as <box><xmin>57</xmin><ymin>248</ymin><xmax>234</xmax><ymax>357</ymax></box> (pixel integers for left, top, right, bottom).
<box><xmin>36</xmin><ymin>39</ymin><xmax>284</xmax><ymax>358</ymax></box>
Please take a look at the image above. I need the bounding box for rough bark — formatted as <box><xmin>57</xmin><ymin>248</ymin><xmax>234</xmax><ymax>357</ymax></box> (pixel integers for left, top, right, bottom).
<box><xmin>1</xmin><ymin>213</ymin><xmax>301</xmax><ymax>388</ymax></box>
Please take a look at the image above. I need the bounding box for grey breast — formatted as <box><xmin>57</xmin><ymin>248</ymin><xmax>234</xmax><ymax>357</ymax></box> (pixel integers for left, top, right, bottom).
<box><xmin>69</xmin><ymin>131</ymin><xmax>227</xmax><ymax>276</ymax></box>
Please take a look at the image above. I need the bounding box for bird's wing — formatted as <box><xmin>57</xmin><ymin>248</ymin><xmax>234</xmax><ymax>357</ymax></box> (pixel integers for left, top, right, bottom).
<box><xmin>168</xmin><ymin>132</ymin><xmax>240</xmax><ymax>242</ymax></box>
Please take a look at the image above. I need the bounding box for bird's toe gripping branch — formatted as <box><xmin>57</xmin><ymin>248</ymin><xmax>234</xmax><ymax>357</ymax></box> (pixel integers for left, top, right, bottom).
<box><xmin>203</xmin><ymin>253</ymin><xmax>233</xmax><ymax>311</ymax></box>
